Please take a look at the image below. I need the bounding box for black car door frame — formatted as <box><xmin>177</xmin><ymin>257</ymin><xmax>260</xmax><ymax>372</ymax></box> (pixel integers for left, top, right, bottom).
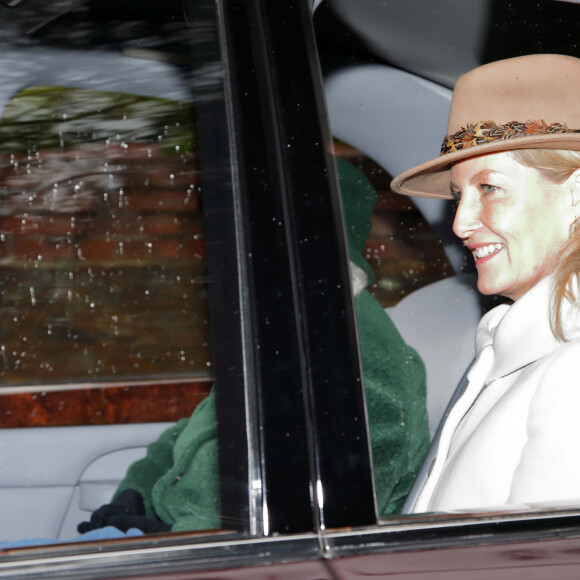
<box><xmin>215</xmin><ymin>0</ymin><xmax>377</xmax><ymax>536</ymax></box>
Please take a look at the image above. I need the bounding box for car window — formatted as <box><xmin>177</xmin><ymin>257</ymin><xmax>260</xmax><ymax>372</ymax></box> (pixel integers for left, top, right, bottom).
<box><xmin>317</xmin><ymin>0</ymin><xmax>580</xmax><ymax>530</ymax></box>
<box><xmin>0</xmin><ymin>0</ymin><xmax>253</xmax><ymax>546</ymax></box>
<box><xmin>0</xmin><ymin>86</ymin><xmax>210</xmax><ymax>390</ymax></box>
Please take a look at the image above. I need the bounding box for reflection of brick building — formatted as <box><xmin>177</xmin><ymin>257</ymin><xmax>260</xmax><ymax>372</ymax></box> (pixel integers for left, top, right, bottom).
<box><xmin>0</xmin><ymin>142</ymin><xmax>212</xmax><ymax>385</ymax></box>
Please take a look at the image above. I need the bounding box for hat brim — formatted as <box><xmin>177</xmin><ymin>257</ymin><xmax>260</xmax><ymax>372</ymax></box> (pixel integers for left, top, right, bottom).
<box><xmin>390</xmin><ymin>133</ymin><xmax>580</xmax><ymax>199</ymax></box>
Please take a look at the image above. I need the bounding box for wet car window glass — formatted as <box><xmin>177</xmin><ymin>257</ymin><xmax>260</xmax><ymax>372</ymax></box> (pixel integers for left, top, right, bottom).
<box><xmin>0</xmin><ymin>0</ymin><xmax>250</xmax><ymax>548</ymax></box>
<box><xmin>0</xmin><ymin>87</ymin><xmax>211</xmax><ymax>386</ymax></box>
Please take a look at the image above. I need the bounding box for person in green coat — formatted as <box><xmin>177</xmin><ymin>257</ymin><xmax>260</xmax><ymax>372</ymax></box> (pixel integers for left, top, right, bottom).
<box><xmin>78</xmin><ymin>157</ymin><xmax>429</xmax><ymax>534</ymax></box>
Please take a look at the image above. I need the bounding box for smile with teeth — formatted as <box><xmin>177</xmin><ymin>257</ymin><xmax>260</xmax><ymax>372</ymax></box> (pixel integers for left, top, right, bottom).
<box><xmin>472</xmin><ymin>243</ymin><xmax>504</xmax><ymax>260</ymax></box>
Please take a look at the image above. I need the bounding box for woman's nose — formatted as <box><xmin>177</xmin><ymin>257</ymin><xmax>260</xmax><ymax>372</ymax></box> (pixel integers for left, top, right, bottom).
<box><xmin>453</xmin><ymin>195</ymin><xmax>481</xmax><ymax>240</ymax></box>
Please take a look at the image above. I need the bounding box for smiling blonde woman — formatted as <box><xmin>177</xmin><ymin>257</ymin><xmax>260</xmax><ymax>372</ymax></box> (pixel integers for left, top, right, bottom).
<box><xmin>392</xmin><ymin>54</ymin><xmax>580</xmax><ymax>513</ymax></box>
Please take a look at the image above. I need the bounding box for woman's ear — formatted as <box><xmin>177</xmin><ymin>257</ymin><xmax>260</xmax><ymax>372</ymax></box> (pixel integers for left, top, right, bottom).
<box><xmin>569</xmin><ymin>169</ymin><xmax>580</xmax><ymax>207</ymax></box>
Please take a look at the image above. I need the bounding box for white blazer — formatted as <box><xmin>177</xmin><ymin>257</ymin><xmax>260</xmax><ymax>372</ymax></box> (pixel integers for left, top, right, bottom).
<box><xmin>410</xmin><ymin>276</ymin><xmax>580</xmax><ymax>513</ymax></box>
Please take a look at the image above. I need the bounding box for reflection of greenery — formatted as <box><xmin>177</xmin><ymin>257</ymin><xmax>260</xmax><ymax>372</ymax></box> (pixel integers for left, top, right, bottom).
<box><xmin>0</xmin><ymin>86</ymin><xmax>195</xmax><ymax>155</ymax></box>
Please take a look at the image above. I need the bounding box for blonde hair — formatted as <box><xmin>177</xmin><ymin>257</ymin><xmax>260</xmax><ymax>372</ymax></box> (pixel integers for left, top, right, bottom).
<box><xmin>510</xmin><ymin>149</ymin><xmax>580</xmax><ymax>341</ymax></box>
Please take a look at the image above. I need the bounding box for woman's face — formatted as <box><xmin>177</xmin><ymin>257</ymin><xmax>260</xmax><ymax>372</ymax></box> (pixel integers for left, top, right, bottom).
<box><xmin>451</xmin><ymin>151</ymin><xmax>575</xmax><ymax>301</ymax></box>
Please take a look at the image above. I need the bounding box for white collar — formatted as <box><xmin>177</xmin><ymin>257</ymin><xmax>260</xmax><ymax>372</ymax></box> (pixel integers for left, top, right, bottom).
<box><xmin>474</xmin><ymin>276</ymin><xmax>580</xmax><ymax>382</ymax></box>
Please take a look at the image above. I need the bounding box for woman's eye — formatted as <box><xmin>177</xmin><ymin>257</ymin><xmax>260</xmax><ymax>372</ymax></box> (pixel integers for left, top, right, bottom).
<box><xmin>481</xmin><ymin>184</ymin><xmax>498</xmax><ymax>194</ymax></box>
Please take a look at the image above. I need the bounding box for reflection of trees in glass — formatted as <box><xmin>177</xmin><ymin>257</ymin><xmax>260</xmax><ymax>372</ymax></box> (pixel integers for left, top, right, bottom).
<box><xmin>0</xmin><ymin>86</ymin><xmax>195</xmax><ymax>155</ymax></box>
<box><xmin>0</xmin><ymin>87</ymin><xmax>211</xmax><ymax>386</ymax></box>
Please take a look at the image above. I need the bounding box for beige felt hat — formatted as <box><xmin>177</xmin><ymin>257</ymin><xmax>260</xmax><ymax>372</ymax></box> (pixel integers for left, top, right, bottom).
<box><xmin>390</xmin><ymin>54</ymin><xmax>580</xmax><ymax>199</ymax></box>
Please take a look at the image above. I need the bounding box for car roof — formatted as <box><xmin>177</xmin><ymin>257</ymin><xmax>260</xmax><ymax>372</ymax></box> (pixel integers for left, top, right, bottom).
<box><xmin>316</xmin><ymin>0</ymin><xmax>580</xmax><ymax>88</ymax></box>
